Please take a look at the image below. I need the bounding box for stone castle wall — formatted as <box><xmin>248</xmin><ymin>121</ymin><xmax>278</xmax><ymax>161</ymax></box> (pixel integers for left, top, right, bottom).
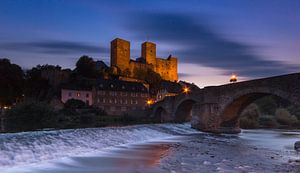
<box><xmin>110</xmin><ymin>38</ymin><xmax>178</xmax><ymax>82</ymax></box>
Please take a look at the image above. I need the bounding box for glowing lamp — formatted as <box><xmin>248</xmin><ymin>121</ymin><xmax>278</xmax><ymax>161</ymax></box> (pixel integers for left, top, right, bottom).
<box><xmin>183</xmin><ymin>87</ymin><xmax>190</xmax><ymax>94</ymax></box>
<box><xmin>230</xmin><ymin>74</ymin><xmax>237</xmax><ymax>83</ymax></box>
<box><xmin>146</xmin><ymin>99</ymin><xmax>153</xmax><ymax>105</ymax></box>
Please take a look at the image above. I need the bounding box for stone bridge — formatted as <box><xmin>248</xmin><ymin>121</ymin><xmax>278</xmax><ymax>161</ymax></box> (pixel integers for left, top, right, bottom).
<box><xmin>150</xmin><ymin>73</ymin><xmax>300</xmax><ymax>133</ymax></box>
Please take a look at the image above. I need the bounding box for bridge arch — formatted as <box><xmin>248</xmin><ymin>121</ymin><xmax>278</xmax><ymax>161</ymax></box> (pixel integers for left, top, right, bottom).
<box><xmin>153</xmin><ymin>107</ymin><xmax>168</xmax><ymax>123</ymax></box>
<box><xmin>219</xmin><ymin>88</ymin><xmax>295</xmax><ymax>130</ymax></box>
<box><xmin>174</xmin><ymin>99</ymin><xmax>197</xmax><ymax>123</ymax></box>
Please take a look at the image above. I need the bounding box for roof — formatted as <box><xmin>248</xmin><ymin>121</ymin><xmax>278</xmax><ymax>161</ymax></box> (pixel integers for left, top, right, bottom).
<box><xmin>96</xmin><ymin>79</ymin><xmax>148</xmax><ymax>93</ymax></box>
<box><xmin>160</xmin><ymin>80</ymin><xmax>182</xmax><ymax>93</ymax></box>
<box><xmin>62</xmin><ymin>78</ymin><xmax>148</xmax><ymax>93</ymax></box>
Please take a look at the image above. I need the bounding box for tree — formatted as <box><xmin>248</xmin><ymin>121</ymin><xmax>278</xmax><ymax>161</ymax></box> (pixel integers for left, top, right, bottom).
<box><xmin>4</xmin><ymin>101</ymin><xmax>58</xmax><ymax>131</ymax></box>
<box><xmin>255</xmin><ymin>96</ymin><xmax>278</xmax><ymax>115</ymax></box>
<box><xmin>75</xmin><ymin>55</ymin><xmax>97</xmax><ymax>78</ymax></box>
<box><xmin>25</xmin><ymin>65</ymin><xmax>51</xmax><ymax>101</ymax></box>
<box><xmin>64</xmin><ymin>99</ymin><xmax>87</xmax><ymax>109</ymax></box>
<box><xmin>275</xmin><ymin>108</ymin><xmax>298</xmax><ymax>126</ymax></box>
<box><xmin>133</xmin><ymin>68</ymin><xmax>162</xmax><ymax>95</ymax></box>
<box><xmin>0</xmin><ymin>58</ymin><xmax>24</xmax><ymax>106</ymax></box>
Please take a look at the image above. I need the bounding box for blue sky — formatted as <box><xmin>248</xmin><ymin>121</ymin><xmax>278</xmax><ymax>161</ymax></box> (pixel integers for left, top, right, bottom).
<box><xmin>0</xmin><ymin>0</ymin><xmax>299</xmax><ymax>87</ymax></box>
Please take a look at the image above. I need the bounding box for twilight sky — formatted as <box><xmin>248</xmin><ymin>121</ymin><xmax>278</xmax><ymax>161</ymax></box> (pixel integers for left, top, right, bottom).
<box><xmin>0</xmin><ymin>0</ymin><xmax>299</xmax><ymax>87</ymax></box>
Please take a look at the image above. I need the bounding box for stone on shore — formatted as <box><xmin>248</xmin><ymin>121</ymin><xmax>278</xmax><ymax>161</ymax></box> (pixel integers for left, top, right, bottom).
<box><xmin>294</xmin><ymin>141</ymin><xmax>300</xmax><ymax>151</ymax></box>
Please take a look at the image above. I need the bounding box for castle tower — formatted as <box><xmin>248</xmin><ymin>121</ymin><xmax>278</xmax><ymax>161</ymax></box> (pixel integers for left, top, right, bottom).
<box><xmin>142</xmin><ymin>41</ymin><xmax>156</xmax><ymax>65</ymax></box>
<box><xmin>111</xmin><ymin>38</ymin><xmax>130</xmax><ymax>71</ymax></box>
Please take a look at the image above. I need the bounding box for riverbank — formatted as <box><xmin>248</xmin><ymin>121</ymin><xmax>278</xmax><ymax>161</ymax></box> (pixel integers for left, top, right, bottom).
<box><xmin>1</xmin><ymin>124</ymin><xmax>299</xmax><ymax>173</ymax></box>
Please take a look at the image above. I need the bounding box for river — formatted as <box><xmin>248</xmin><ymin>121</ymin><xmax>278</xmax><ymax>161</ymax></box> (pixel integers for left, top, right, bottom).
<box><xmin>0</xmin><ymin>123</ymin><xmax>299</xmax><ymax>173</ymax></box>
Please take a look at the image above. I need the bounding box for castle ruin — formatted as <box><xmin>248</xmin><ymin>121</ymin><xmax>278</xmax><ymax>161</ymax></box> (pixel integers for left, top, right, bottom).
<box><xmin>110</xmin><ymin>38</ymin><xmax>178</xmax><ymax>82</ymax></box>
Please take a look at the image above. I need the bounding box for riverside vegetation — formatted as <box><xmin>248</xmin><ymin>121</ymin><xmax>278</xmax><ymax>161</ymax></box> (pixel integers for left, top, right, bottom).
<box><xmin>240</xmin><ymin>96</ymin><xmax>300</xmax><ymax>129</ymax></box>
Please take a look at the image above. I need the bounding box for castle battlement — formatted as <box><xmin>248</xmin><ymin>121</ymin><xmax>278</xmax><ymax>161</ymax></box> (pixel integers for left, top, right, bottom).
<box><xmin>110</xmin><ymin>38</ymin><xmax>178</xmax><ymax>82</ymax></box>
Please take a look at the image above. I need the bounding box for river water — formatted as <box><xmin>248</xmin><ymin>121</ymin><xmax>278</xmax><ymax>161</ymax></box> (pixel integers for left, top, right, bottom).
<box><xmin>0</xmin><ymin>124</ymin><xmax>299</xmax><ymax>173</ymax></box>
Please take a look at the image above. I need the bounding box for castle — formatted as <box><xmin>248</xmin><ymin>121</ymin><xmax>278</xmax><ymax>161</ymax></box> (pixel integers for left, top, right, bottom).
<box><xmin>110</xmin><ymin>38</ymin><xmax>178</xmax><ymax>82</ymax></box>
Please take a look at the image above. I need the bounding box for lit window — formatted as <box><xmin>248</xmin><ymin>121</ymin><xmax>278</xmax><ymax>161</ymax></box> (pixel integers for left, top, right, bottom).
<box><xmin>103</xmin><ymin>98</ymin><xmax>106</xmax><ymax>103</ymax></box>
<box><xmin>77</xmin><ymin>93</ymin><xmax>80</xmax><ymax>97</ymax></box>
<box><xmin>110</xmin><ymin>84</ymin><xmax>114</xmax><ymax>88</ymax></box>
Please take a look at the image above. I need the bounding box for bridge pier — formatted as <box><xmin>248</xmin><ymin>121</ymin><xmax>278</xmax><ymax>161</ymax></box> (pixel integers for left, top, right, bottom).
<box><xmin>191</xmin><ymin>103</ymin><xmax>241</xmax><ymax>134</ymax></box>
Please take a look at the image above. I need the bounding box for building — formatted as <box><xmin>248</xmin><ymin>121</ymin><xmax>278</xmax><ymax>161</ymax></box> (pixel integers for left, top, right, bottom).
<box><xmin>61</xmin><ymin>87</ymin><xmax>93</xmax><ymax>106</ymax></box>
<box><xmin>61</xmin><ymin>79</ymin><xmax>149</xmax><ymax>115</ymax></box>
<box><xmin>93</xmin><ymin>79</ymin><xmax>149</xmax><ymax>115</ymax></box>
<box><xmin>156</xmin><ymin>81</ymin><xmax>183</xmax><ymax>102</ymax></box>
<box><xmin>110</xmin><ymin>38</ymin><xmax>178</xmax><ymax>82</ymax></box>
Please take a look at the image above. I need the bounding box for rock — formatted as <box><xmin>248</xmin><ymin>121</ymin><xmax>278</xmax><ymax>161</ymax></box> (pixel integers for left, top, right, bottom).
<box><xmin>294</xmin><ymin>141</ymin><xmax>300</xmax><ymax>151</ymax></box>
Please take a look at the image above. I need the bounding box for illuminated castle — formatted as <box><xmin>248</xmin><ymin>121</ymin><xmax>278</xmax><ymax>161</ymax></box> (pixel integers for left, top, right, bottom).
<box><xmin>110</xmin><ymin>38</ymin><xmax>178</xmax><ymax>82</ymax></box>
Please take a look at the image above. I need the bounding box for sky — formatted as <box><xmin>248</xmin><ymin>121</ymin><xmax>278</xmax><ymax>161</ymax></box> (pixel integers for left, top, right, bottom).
<box><xmin>0</xmin><ymin>0</ymin><xmax>299</xmax><ymax>87</ymax></box>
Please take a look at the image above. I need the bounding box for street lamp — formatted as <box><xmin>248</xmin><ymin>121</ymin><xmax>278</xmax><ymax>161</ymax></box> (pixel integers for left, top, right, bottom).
<box><xmin>230</xmin><ymin>73</ymin><xmax>237</xmax><ymax>83</ymax></box>
<box><xmin>183</xmin><ymin>87</ymin><xmax>190</xmax><ymax>94</ymax></box>
<box><xmin>146</xmin><ymin>99</ymin><xmax>153</xmax><ymax>106</ymax></box>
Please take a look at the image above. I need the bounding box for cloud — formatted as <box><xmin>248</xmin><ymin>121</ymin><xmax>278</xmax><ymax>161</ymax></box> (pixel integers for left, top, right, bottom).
<box><xmin>0</xmin><ymin>40</ymin><xmax>108</xmax><ymax>55</ymax></box>
<box><xmin>178</xmin><ymin>73</ymin><xmax>195</xmax><ymax>78</ymax></box>
<box><xmin>125</xmin><ymin>12</ymin><xmax>299</xmax><ymax>77</ymax></box>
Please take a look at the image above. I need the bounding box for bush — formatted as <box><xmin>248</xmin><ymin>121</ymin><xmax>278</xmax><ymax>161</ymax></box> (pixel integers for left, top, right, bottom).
<box><xmin>240</xmin><ymin>116</ymin><xmax>259</xmax><ymax>129</ymax></box>
<box><xmin>259</xmin><ymin>115</ymin><xmax>278</xmax><ymax>128</ymax></box>
<box><xmin>275</xmin><ymin>108</ymin><xmax>298</xmax><ymax>126</ymax></box>
<box><xmin>64</xmin><ymin>99</ymin><xmax>87</xmax><ymax>109</ymax></box>
<box><xmin>4</xmin><ymin>101</ymin><xmax>58</xmax><ymax>132</ymax></box>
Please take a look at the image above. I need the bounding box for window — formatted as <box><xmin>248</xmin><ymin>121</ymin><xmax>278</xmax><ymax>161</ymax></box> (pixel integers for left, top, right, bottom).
<box><xmin>109</xmin><ymin>99</ymin><xmax>112</xmax><ymax>103</ymax></box>
<box><xmin>68</xmin><ymin>92</ymin><xmax>72</xmax><ymax>97</ymax></box>
<box><xmin>114</xmin><ymin>99</ymin><xmax>117</xmax><ymax>104</ymax></box>
<box><xmin>121</xmin><ymin>107</ymin><xmax>127</xmax><ymax>111</ymax></box>
<box><xmin>103</xmin><ymin>98</ymin><xmax>106</xmax><ymax>103</ymax></box>
<box><xmin>86</xmin><ymin>93</ymin><xmax>89</xmax><ymax>98</ymax></box>
<box><xmin>98</xmin><ymin>91</ymin><xmax>105</xmax><ymax>95</ymax></box>
<box><xmin>110</xmin><ymin>84</ymin><xmax>114</xmax><ymax>88</ymax></box>
<box><xmin>77</xmin><ymin>93</ymin><xmax>80</xmax><ymax>97</ymax></box>
<box><xmin>110</xmin><ymin>106</ymin><xmax>116</xmax><ymax>111</ymax></box>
